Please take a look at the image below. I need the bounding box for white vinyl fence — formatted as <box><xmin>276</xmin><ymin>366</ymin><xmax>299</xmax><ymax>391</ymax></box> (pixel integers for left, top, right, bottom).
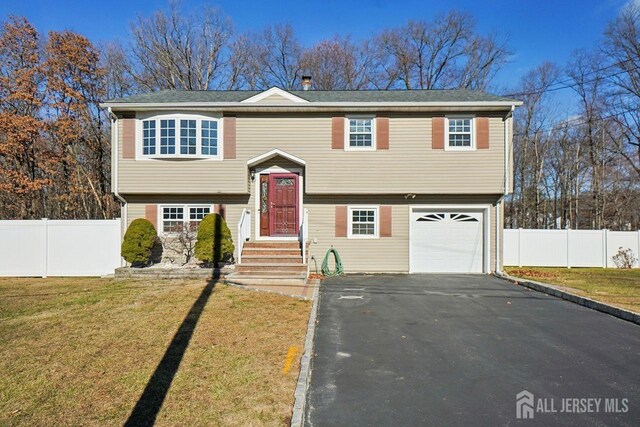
<box><xmin>504</xmin><ymin>228</ymin><xmax>640</xmax><ymax>268</ymax></box>
<box><xmin>0</xmin><ymin>219</ymin><xmax>122</xmax><ymax>277</ymax></box>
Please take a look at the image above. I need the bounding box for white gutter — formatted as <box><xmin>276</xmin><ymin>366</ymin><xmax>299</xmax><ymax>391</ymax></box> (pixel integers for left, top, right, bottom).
<box><xmin>108</xmin><ymin>107</ymin><xmax>127</xmax><ymax>263</ymax></box>
<box><xmin>100</xmin><ymin>100</ymin><xmax>523</xmax><ymax>109</ymax></box>
<box><xmin>108</xmin><ymin>107</ymin><xmax>127</xmax><ymax>206</ymax></box>
<box><xmin>503</xmin><ymin>105</ymin><xmax>515</xmax><ymax>197</ymax></box>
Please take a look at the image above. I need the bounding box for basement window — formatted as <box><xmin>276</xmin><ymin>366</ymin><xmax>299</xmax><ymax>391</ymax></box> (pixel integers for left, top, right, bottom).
<box><xmin>161</xmin><ymin>205</ymin><xmax>211</xmax><ymax>233</ymax></box>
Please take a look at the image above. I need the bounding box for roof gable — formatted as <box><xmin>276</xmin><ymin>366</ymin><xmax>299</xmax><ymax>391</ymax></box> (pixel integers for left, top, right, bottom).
<box><xmin>241</xmin><ymin>87</ymin><xmax>309</xmax><ymax>104</ymax></box>
<box><xmin>246</xmin><ymin>149</ymin><xmax>306</xmax><ymax>167</ymax></box>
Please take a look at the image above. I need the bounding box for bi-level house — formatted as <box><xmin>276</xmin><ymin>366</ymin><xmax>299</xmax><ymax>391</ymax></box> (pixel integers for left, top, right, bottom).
<box><xmin>102</xmin><ymin>84</ymin><xmax>521</xmax><ymax>282</ymax></box>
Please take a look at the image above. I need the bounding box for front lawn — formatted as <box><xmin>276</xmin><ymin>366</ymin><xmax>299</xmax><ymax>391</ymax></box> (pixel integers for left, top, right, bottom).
<box><xmin>0</xmin><ymin>277</ymin><xmax>310</xmax><ymax>426</ymax></box>
<box><xmin>505</xmin><ymin>267</ymin><xmax>640</xmax><ymax>313</ymax></box>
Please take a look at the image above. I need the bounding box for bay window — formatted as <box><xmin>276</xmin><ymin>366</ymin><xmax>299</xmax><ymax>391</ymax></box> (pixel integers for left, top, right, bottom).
<box><xmin>140</xmin><ymin>115</ymin><xmax>221</xmax><ymax>159</ymax></box>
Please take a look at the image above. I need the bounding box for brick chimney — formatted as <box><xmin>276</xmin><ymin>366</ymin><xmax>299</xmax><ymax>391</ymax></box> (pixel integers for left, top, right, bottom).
<box><xmin>301</xmin><ymin>75</ymin><xmax>312</xmax><ymax>91</ymax></box>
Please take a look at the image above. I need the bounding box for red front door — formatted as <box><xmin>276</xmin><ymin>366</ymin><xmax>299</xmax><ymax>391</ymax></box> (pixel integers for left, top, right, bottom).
<box><xmin>269</xmin><ymin>173</ymin><xmax>298</xmax><ymax>236</ymax></box>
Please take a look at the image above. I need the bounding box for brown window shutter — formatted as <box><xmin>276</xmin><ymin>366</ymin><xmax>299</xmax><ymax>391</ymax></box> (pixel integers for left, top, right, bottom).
<box><xmin>376</xmin><ymin>115</ymin><xmax>389</xmax><ymax>150</ymax></box>
<box><xmin>144</xmin><ymin>205</ymin><xmax>158</xmax><ymax>231</ymax></box>
<box><xmin>335</xmin><ymin>205</ymin><xmax>347</xmax><ymax>237</ymax></box>
<box><xmin>432</xmin><ymin>116</ymin><xmax>445</xmax><ymax>149</ymax></box>
<box><xmin>223</xmin><ymin>115</ymin><xmax>236</xmax><ymax>159</ymax></box>
<box><xmin>214</xmin><ymin>203</ymin><xmax>226</xmax><ymax>219</ymax></box>
<box><xmin>380</xmin><ymin>206</ymin><xmax>392</xmax><ymax>237</ymax></box>
<box><xmin>122</xmin><ymin>118</ymin><xmax>135</xmax><ymax>159</ymax></box>
<box><xmin>476</xmin><ymin>117</ymin><xmax>490</xmax><ymax>149</ymax></box>
<box><xmin>332</xmin><ymin>116</ymin><xmax>344</xmax><ymax>149</ymax></box>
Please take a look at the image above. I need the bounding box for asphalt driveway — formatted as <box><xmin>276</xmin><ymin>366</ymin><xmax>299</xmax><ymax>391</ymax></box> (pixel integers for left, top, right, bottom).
<box><xmin>304</xmin><ymin>274</ymin><xmax>640</xmax><ymax>426</ymax></box>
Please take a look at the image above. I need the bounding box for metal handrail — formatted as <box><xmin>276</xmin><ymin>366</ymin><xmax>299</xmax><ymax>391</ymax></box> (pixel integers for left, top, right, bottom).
<box><xmin>300</xmin><ymin>208</ymin><xmax>309</xmax><ymax>265</ymax></box>
<box><xmin>237</xmin><ymin>209</ymin><xmax>251</xmax><ymax>264</ymax></box>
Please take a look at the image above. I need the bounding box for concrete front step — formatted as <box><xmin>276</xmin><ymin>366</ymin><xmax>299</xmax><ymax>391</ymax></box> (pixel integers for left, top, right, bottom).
<box><xmin>242</xmin><ymin>248</ymin><xmax>303</xmax><ymax>256</ymax></box>
<box><xmin>225</xmin><ymin>272</ymin><xmax>307</xmax><ymax>285</ymax></box>
<box><xmin>236</xmin><ymin>263</ymin><xmax>308</xmax><ymax>273</ymax></box>
<box><xmin>243</xmin><ymin>241</ymin><xmax>301</xmax><ymax>249</ymax></box>
<box><xmin>241</xmin><ymin>255</ymin><xmax>303</xmax><ymax>264</ymax></box>
<box><xmin>230</xmin><ymin>270</ymin><xmax>307</xmax><ymax>277</ymax></box>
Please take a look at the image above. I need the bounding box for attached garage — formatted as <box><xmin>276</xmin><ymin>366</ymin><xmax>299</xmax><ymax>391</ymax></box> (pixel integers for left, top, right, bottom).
<box><xmin>410</xmin><ymin>207</ymin><xmax>489</xmax><ymax>273</ymax></box>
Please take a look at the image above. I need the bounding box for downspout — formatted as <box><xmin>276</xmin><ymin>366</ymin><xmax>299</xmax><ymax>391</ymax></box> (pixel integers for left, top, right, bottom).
<box><xmin>109</xmin><ymin>107</ymin><xmax>127</xmax><ymax>266</ymax></box>
<box><xmin>108</xmin><ymin>108</ymin><xmax>126</xmax><ymax>203</ymax></box>
<box><xmin>495</xmin><ymin>105</ymin><xmax>515</xmax><ymax>274</ymax></box>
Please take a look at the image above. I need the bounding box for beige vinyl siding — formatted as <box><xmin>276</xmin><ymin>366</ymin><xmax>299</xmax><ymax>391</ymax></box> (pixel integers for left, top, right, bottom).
<box><xmin>304</xmin><ymin>195</ymin><xmax>497</xmax><ymax>273</ymax></box>
<box><xmin>304</xmin><ymin>194</ymin><xmax>498</xmax><ymax>273</ymax></box>
<box><xmin>253</xmin><ymin>93</ymin><xmax>298</xmax><ymax>104</ymax></box>
<box><xmin>125</xmin><ymin>195</ymin><xmax>249</xmax><ymax>251</ymax></box>
<box><xmin>117</xmin><ymin>118</ymin><xmax>247</xmax><ymax>194</ymax></box>
<box><xmin>117</xmin><ymin>113</ymin><xmax>507</xmax><ymax>195</ymax></box>
<box><xmin>124</xmin><ymin>193</ymin><xmax>500</xmax><ymax>272</ymax></box>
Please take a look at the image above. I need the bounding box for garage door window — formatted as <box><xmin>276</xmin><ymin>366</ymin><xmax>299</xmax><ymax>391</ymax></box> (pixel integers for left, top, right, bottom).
<box><xmin>348</xmin><ymin>207</ymin><xmax>378</xmax><ymax>238</ymax></box>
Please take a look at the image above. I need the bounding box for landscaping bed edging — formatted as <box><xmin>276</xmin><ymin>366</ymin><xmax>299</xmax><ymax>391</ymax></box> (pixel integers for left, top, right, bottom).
<box><xmin>496</xmin><ymin>271</ymin><xmax>640</xmax><ymax>326</ymax></box>
<box><xmin>115</xmin><ymin>265</ymin><xmax>233</xmax><ymax>279</ymax></box>
<box><xmin>290</xmin><ymin>280</ymin><xmax>321</xmax><ymax>427</ymax></box>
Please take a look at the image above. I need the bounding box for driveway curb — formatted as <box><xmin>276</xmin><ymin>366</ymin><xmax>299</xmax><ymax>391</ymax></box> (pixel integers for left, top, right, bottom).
<box><xmin>496</xmin><ymin>272</ymin><xmax>640</xmax><ymax>326</ymax></box>
<box><xmin>290</xmin><ymin>280</ymin><xmax>321</xmax><ymax>427</ymax></box>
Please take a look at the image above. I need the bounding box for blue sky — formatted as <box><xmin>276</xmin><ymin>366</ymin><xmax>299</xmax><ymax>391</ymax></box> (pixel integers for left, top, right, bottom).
<box><xmin>0</xmin><ymin>0</ymin><xmax>632</xmax><ymax>112</ymax></box>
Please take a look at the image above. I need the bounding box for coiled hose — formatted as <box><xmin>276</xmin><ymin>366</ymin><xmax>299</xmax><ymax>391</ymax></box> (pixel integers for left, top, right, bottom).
<box><xmin>321</xmin><ymin>248</ymin><xmax>344</xmax><ymax>276</ymax></box>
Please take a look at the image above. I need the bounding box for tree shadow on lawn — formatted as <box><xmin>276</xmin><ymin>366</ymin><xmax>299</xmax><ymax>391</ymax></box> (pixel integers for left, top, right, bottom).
<box><xmin>125</xmin><ymin>216</ymin><xmax>225</xmax><ymax>427</ymax></box>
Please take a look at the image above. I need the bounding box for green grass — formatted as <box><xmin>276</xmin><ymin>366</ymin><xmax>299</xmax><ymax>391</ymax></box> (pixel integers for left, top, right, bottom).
<box><xmin>0</xmin><ymin>278</ymin><xmax>310</xmax><ymax>426</ymax></box>
<box><xmin>505</xmin><ymin>267</ymin><xmax>640</xmax><ymax>313</ymax></box>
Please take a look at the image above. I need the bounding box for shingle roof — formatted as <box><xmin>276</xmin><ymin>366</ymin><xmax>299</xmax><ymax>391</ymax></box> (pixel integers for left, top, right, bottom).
<box><xmin>105</xmin><ymin>89</ymin><xmax>518</xmax><ymax>104</ymax></box>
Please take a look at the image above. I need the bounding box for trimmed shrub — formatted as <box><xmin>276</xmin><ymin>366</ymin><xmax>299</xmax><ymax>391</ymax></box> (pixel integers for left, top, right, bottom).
<box><xmin>121</xmin><ymin>218</ymin><xmax>158</xmax><ymax>266</ymax></box>
<box><xmin>194</xmin><ymin>213</ymin><xmax>234</xmax><ymax>265</ymax></box>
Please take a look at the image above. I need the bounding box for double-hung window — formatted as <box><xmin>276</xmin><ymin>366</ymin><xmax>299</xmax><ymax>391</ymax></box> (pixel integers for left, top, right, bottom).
<box><xmin>201</xmin><ymin>120</ymin><xmax>218</xmax><ymax>156</ymax></box>
<box><xmin>180</xmin><ymin>120</ymin><xmax>197</xmax><ymax>155</ymax></box>
<box><xmin>447</xmin><ymin>117</ymin><xmax>474</xmax><ymax>150</ymax></box>
<box><xmin>347</xmin><ymin>117</ymin><xmax>375</xmax><ymax>149</ymax></box>
<box><xmin>140</xmin><ymin>116</ymin><xmax>221</xmax><ymax>159</ymax></box>
<box><xmin>162</xmin><ymin>206</ymin><xmax>184</xmax><ymax>233</ymax></box>
<box><xmin>142</xmin><ymin>120</ymin><xmax>156</xmax><ymax>155</ymax></box>
<box><xmin>160</xmin><ymin>119</ymin><xmax>176</xmax><ymax>155</ymax></box>
<box><xmin>161</xmin><ymin>205</ymin><xmax>211</xmax><ymax>233</ymax></box>
<box><xmin>348</xmin><ymin>206</ymin><xmax>379</xmax><ymax>238</ymax></box>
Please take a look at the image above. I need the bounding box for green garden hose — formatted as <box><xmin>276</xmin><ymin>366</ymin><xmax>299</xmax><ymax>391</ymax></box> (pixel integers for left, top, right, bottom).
<box><xmin>321</xmin><ymin>248</ymin><xmax>344</xmax><ymax>276</ymax></box>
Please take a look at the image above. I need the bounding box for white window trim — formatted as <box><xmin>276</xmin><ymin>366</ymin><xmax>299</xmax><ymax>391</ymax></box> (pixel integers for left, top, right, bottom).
<box><xmin>136</xmin><ymin>112</ymin><xmax>223</xmax><ymax>161</ymax></box>
<box><xmin>253</xmin><ymin>166</ymin><xmax>304</xmax><ymax>241</ymax></box>
<box><xmin>344</xmin><ymin>115</ymin><xmax>376</xmax><ymax>151</ymax></box>
<box><xmin>444</xmin><ymin>115</ymin><xmax>476</xmax><ymax>151</ymax></box>
<box><xmin>347</xmin><ymin>205</ymin><xmax>380</xmax><ymax>239</ymax></box>
<box><xmin>158</xmin><ymin>204</ymin><xmax>213</xmax><ymax>235</ymax></box>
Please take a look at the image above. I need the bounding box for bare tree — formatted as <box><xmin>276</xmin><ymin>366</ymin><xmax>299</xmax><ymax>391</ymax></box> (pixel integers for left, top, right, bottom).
<box><xmin>301</xmin><ymin>36</ymin><xmax>373</xmax><ymax>90</ymax></box>
<box><xmin>509</xmin><ymin>62</ymin><xmax>561</xmax><ymax>228</ymax></box>
<box><xmin>567</xmin><ymin>50</ymin><xmax>609</xmax><ymax>228</ymax></box>
<box><xmin>603</xmin><ymin>1</ymin><xmax>640</xmax><ymax>176</ymax></box>
<box><xmin>128</xmin><ymin>2</ymin><xmax>232</xmax><ymax>90</ymax></box>
<box><xmin>253</xmin><ymin>24</ymin><xmax>303</xmax><ymax>90</ymax></box>
<box><xmin>101</xmin><ymin>42</ymin><xmax>136</xmax><ymax>99</ymax></box>
<box><xmin>373</xmin><ymin>12</ymin><xmax>509</xmax><ymax>90</ymax></box>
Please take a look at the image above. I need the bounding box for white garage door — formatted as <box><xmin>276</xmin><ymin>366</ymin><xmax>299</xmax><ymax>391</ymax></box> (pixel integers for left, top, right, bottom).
<box><xmin>410</xmin><ymin>210</ymin><xmax>484</xmax><ymax>273</ymax></box>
